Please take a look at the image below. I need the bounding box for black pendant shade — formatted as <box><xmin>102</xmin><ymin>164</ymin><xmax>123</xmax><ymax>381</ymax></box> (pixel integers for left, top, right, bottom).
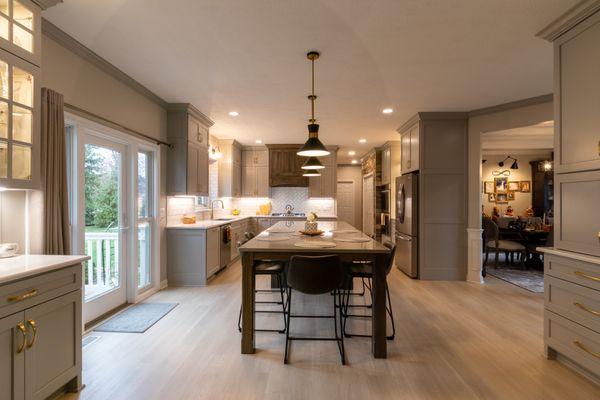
<box><xmin>510</xmin><ymin>160</ymin><xmax>519</xmax><ymax>169</ymax></box>
<box><xmin>498</xmin><ymin>155</ymin><xmax>519</xmax><ymax>170</ymax></box>
<box><xmin>302</xmin><ymin>170</ymin><xmax>321</xmax><ymax>177</ymax></box>
<box><xmin>301</xmin><ymin>156</ymin><xmax>325</xmax><ymax>170</ymax></box>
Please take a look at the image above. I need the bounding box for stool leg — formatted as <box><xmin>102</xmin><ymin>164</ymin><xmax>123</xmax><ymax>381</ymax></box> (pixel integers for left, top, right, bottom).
<box><xmin>276</xmin><ymin>274</ymin><xmax>286</xmax><ymax>334</ymax></box>
<box><xmin>386</xmin><ymin>283</ymin><xmax>395</xmax><ymax>340</ymax></box>
<box><xmin>237</xmin><ymin>305</ymin><xmax>242</xmax><ymax>332</ymax></box>
<box><xmin>283</xmin><ymin>289</ymin><xmax>293</xmax><ymax>364</ymax></box>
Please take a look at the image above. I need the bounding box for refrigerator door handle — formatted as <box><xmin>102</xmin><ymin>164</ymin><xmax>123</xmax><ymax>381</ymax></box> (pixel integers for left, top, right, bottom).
<box><xmin>396</xmin><ymin>234</ymin><xmax>412</xmax><ymax>242</ymax></box>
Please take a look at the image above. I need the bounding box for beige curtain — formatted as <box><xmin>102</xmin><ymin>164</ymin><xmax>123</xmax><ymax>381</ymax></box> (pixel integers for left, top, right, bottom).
<box><xmin>41</xmin><ymin>88</ymin><xmax>71</xmax><ymax>255</ymax></box>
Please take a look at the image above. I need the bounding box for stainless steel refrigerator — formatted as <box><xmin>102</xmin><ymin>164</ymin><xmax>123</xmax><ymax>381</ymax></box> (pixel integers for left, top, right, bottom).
<box><xmin>395</xmin><ymin>173</ymin><xmax>419</xmax><ymax>278</ymax></box>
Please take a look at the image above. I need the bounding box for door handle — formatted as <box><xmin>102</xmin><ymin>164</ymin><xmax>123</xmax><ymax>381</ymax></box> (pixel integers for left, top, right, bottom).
<box><xmin>26</xmin><ymin>319</ymin><xmax>37</xmax><ymax>348</ymax></box>
<box><xmin>16</xmin><ymin>322</ymin><xmax>26</xmax><ymax>354</ymax></box>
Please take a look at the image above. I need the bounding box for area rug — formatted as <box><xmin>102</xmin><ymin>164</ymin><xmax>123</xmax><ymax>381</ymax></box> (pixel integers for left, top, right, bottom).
<box><xmin>95</xmin><ymin>303</ymin><xmax>178</xmax><ymax>333</ymax></box>
<box><xmin>487</xmin><ymin>268</ymin><xmax>544</xmax><ymax>293</ymax></box>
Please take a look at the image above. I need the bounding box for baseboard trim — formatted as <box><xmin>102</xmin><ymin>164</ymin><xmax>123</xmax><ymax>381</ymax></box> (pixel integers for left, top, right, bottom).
<box><xmin>160</xmin><ymin>279</ymin><xmax>168</xmax><ymax>290</ymax></box>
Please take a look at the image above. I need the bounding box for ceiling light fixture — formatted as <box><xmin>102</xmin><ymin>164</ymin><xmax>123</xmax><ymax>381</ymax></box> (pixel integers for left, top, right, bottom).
<box><xmin>498</xmin><ymin>155</ymin><xmax>518</xmax><ymax>170</ymax></box>
<box><xmin>359</xmin><ymin>139</ymin><xmax>367</xmax><ymax>143</ymax></box>
<box><xmin>255</xmin><ymin>139</ymin><xmax>262</xmax><ymax>144</ymax></box>
<box><xmin>297</xmin><ymin>51</ymin><xmax>330</xmax><ymax>158</ymax></box>
<box><xmin>348</xmin><ymin>151</ymin><xmax>356</xmax><ymax>156</ymax></box>
<box><xmin>302</xmin><ymin>170</ymin><xmax>321</xmax><ymax>177</ymax></box>
<box><xmin>228</xmin><ymin>111</ymin><xmax>239</xmax><ymax>117</ymax></box>
<box><xmin>351</xmin><ymin>160</ymin><xmax>358</xmax><ymax>164</ymax></box>
<box><xmin>382</xmin><ymin>108</ymin><xmax>393</xmax><ymax>114</ymax></box>
<box><xmin>301</xmin><ymin>156</ymin><xmax>325</xmax><ymax>170</ymax></box>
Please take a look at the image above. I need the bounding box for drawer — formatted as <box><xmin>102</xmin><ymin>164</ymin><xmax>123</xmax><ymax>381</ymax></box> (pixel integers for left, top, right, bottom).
<box><xmin>0</xmin><ymin>265</ymin><xmax>82</xmax><ymax>318</ymax></box>
<box><xmin>545</xmin><ymin>311</ymin><xmax>600</xmax><ymax>376</ymax></box>
<box><xmin>545</xmin><ymin>254</ymin><xmax>600</xmax><ymax>291</ymax></box>
<box><xmin>546</xmin><ymin>276</ymin><xmax>600</xmax><ymax>333</ymax></box>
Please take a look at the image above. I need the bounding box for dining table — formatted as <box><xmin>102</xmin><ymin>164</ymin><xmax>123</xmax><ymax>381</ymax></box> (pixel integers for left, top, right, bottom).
<box><xmin>238</xmin><ymin>220</ymin><xmax>391</xmax><ymax>358</ymax></box>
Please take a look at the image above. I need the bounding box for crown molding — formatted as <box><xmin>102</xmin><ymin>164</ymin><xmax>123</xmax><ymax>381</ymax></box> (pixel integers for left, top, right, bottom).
<box><xmin>42</xmin><ymin>18</ymin><xmax>168</xmax><ymax>108</ymax></box>
<box><xmin>31</xmin><ymin>0</ymin><xmax>62</xmax><ymax>10</ymax></box>
<box><xmin>397</xmin><ymin>112</ymin><xmax>468</xmax><ymax>134</ymax></box>
<box><xmin>166</xmin><ymin>103</ymin><xmax>214</xmax><ymax>127</ymax></box>
<box><xmin>468</xmin><ymin>94</ymin><xmax>553</xmax><ymax>117</ymax></box>
<box><xmin>536</xmin><ymin>0</ymin><xmax>600</xmax><ymax>41</ymax></box>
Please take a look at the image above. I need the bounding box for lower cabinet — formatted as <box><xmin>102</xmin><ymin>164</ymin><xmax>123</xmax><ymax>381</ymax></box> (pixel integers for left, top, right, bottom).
<box><xmin>0</xmin><ymin>282</ymin><xmax>81</xmax><ymax>400</ymax></box>
<box><xmin>167</xmin><ymin>228</ymin><xmax>221</xmax><ymax>286</ymax></box>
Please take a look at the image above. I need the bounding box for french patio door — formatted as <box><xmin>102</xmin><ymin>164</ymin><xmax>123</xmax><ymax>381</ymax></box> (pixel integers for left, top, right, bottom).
<box><xmin>79</xmin><ymin>135</ymin><xmax>128</xmax><ymax>324</ymax></box>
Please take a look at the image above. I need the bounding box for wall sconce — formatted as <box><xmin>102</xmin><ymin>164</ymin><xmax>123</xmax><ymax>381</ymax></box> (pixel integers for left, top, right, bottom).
<box><xmin>208</xmin><ymin>145</ymin><xmax>222</xmax><ymax>160</ymax></box>
<box><xmin>542</xmin><ymin>160</ymin><xmax>553</xmax><ymax>171</ymax></box>
<box><xmin>498</xmin><ymin>155</ymin><xmax>518</xmax><ymax>170</ymax></box>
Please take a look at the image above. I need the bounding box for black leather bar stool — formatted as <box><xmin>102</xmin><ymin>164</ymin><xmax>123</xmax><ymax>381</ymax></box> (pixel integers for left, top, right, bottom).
<box><xmin>342</xmin><ymin>241</ymin><xmax>397</xmax><ymax>340</ymax></box>
<box><xmin>237</xmin><ymin>232</ymin><xmax>287</xmax><ymax>334</ymax></box>
<box><xmin>284</xmin><ymin>254</ymin><xmax>346</xmax><ymax>365</ymax></box>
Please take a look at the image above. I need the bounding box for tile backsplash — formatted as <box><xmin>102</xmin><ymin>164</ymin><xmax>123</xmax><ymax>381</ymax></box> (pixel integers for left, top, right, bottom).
<box><xmin>167</xmin><ymin>187</ymin><xmax>336</xmax><ymax>225</ymax></box>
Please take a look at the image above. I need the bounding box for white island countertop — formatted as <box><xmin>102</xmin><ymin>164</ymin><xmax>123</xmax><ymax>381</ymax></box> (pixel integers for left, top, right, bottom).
<box><xmin>0</xmin><ymin>254</ymin><xmax>90</xmax><ymax>284</ymax></box>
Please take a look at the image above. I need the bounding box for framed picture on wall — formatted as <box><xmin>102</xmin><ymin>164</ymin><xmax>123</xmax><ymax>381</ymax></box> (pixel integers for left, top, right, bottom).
<box><xmin>495</xmin><ymin>193</ymin><xmax>508</xmax><ymax>204</ymax></box>
<box><xmin>507</xmin><ymin>191</ymin><xmax>515</xmax><ymax>201</ymax></box>
<box><xmin>508</xmin><ymin>181</ymin><xmax>520</xmax><ymax>191</ymax></box>
<box><xmin>487</xmin><ymin>193</ymin><xmax>496</xmax><ymax>202</ymax></box>
<box><xmin>484</xmin><ymin>181</ymin><xmax>494</xmax><ymax>194</ymax></box>
<box><xmin>494</xmin><ymin>177</ymin><xmax>508</xmax><ymax>193</ymax></box>
<box><xmin>519</xmin><ymin>181</ymin><xmax>531</xmax><ymax>192</ymax></box>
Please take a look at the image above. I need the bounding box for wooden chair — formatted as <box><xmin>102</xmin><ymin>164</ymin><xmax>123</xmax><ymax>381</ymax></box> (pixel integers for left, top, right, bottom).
<box><xmin>482</xmin><ymin>217</ymin><xmax>526</xmax><ymax>276</ymax></box>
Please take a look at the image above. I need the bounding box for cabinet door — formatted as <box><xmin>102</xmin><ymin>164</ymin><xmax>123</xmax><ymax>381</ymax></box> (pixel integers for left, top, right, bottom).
<box><xmin>0</xmin><ymin>312</ymin><xmax>25</xmax><ymax>400</ymax></box>
<box><xmin>232</xmin><ymin>162</ymin><xmax>242</xmax><ymax>197</ymax></box>
<box><xmin>381</xmin><ymin>147</ymin><xmax>390</xmax><ymax>184</ymax></box>
<box><xmin>187</xmin><ymin>142</ymin><xmax>200</xmax><ymax>195</ymax></box>
<box><xmin>409</xmin><ymin>125</ymin><xmax>420</xmax><ymax>171</ymax></box>
<box><xmin>196</xmin><ymin>145</ymin><xmax>209</xmax><ymax>196</ymax></box>
<box><xmin>400</xmin><ymin>132</ymin><xmax>411</xmax><ymax>173</ymax></box>
<box><xmin>24</xmin><ymin>291</ymin><xmax>81</xmax><ymax>400</ymax></box>
<box><xmin>556</xmin><ymin>13</ymin><xmax>600</xmax><ymax>173</ymax></box>
<box><xmin>242</xmin><ymin>165</ymin><xmax>256</xmax><ymax>197</ymax></box>
<box><xmin>308</xmin><ymin>175</ymin><xmax>321</xmax><ymax>197</ymax></box>
<box><xmin>206</xmin><ymin>227</ymin><xmax>220</xmax><ymax>277</ymax></box>
<box><xmin>254</xmin><ymin>150</ymin><xmax>268</xmax><ymax>166</ymax></box>
<box><xmin>320</xmin><ymin>166</ymin><xmax>336</xmax><ymax>198</ymax></box>
<box><xmin>555</xmin><ymin>170</ymin><xmax>600</xmax><ymax>256</ymax></box>
<box><xmin>188</xmin><ymin>116</ymin><xmax>208</xmax><ymax>147</ymax></box>
<box><xmin>242</xmin><ymin>150</ymin><xmax>253</xmax><ymax>166</ymax></box>
<box><xmin>256</xmin><ymin>166</ymin><xmax>269</xmax><ymax>197</ymax></box>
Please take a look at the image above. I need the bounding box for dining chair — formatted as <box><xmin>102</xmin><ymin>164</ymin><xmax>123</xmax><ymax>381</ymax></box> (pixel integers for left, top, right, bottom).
<box><xmin>237</xmin><ymin>232</ymin><xmax>288</xmax><ymax>334</ymax></box>
<box><xmin>284</xmin><ymin>254</ymin><xmax>346</xmax><ymax>365</ymax></box>
<box><xmin>482</xmin><ymin>217</ymin><xmax>526</xmax><ymax>275</ymax></box>
<box><xmin>341</xmin><ymin>241</ymin><xmax>397</xmax><ymax>340</ymax></box>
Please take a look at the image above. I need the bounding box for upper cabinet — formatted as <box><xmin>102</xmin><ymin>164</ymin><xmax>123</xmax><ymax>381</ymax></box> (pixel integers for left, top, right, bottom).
<box><xmin>379</xmin><ymin>141</ymin><xmax>400</xmax><ymax>185</ymax></box>
<box><xmin>399</xmin><ymin>122</ymin><xmax>419</xmax><ymax>174</ymax></box>
<box><xmin>241</xmin><ymin>146</ymin><xmax>268</xmax><ymax>197</ymax></box>
<box><xmin>553</xmin><ymin>11</ymin><xmax>600</xmax><ymax>174</ymax></box>
<box><xmin>308</xmin><ymin>146</ymin><xmax>337</xmax><ymax>198</ymax></box>
<box><xmin>0</xmin><ymin>46</ymin><xmax>39</xmax><ymax>189</ymax></box>
<box><xmin>218</xmin><ymin>139</ymin><xmax>242</xmax><ymax>197</ymax></box>
<box><xmin>0</xmin><ymin>0</ymin><xmax>41</xmax><ymax>67</ymax></box>
<box><xmin>266</xmin><ymin>144</ymin><xmax>308</xmax><ymax>187</ymax></box>
<box><xmin>166</xmin><ymin>104</ymin><xmax>213</xmax><ymax>196</ymax></box>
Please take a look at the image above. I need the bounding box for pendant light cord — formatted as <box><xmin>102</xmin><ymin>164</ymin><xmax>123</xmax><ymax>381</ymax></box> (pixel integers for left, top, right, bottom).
<box><xmin>310</xmin><ymin>56</ymin><xmax>316</xmax><ymax>123</ymax></box>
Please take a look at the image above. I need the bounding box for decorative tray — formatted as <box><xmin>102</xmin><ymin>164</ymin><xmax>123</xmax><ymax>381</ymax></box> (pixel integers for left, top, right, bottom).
<box><xmin>299</xmin><ymin>230</ymin><xmax>325</xmax><ymax>236</ymax></box>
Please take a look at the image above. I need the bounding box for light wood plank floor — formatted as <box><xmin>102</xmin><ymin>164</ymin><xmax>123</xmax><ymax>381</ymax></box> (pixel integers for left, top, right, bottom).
<box><xmin>61</xmin><ymin>260</ymin><xmax>600</xmax><ymax>400</ymax></box>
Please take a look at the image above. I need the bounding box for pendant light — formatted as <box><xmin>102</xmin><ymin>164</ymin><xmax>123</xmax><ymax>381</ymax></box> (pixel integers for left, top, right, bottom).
<box><xmin>301</xmin><ymin>156</ymin><xmax>325</xmax><ymax>170</ymax></box>
<box><xmin>302</xmin><ymin>170</ymin><xmax>321</xmax><ymax>177</ymax></box>
<box><xmin>297</xmin><ymin>51</ymin><xmax>330</xmax><ymax>157</ymax></box>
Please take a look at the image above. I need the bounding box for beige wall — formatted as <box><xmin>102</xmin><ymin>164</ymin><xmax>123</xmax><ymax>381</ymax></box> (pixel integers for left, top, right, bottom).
<box><xmin>337</xmin><ymin>165</ymin><xmax>363</xmax><ymax>231</ymax></box>
<box><xmin>481</xmin><ymin>152</ymin><xmax>551</xmax><ymax>217</ymax></box>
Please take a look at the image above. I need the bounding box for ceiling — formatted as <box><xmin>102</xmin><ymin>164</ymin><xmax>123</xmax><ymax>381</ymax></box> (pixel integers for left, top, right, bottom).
<box><xmin>43</xmin><ymin>0</ymin><xmax>575</xmax><ymax>164</ymax></box>
<box><xmin>481</xmin><ymin>121</ymin><xmax>554</xmax><ymax>152</ymax></box>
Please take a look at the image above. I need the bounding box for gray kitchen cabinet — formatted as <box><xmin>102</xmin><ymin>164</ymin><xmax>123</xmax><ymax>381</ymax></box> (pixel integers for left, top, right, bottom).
<box><xmin>218</xmin><ymin>140</ymin><xmax>242</xmax><ymax>197</ymax></box>
<box><xmin>400</xmin><ymin>122</ymin><xmax>419</xmax><ymax>174</ymax></box>
<box><xmin>241</xmin><ymin>147</ymin><xmax>269</xmax><ymax>197</ymax></box>
<box><xmin>308</xmin><ymin>147</ymin><xmax>338</xmax><ymax>198</ymax></box>
<box><xmin>0</xmin><ymin>262</ymin><xmax>84</xmax><ymax>400</ymax></box>
<box><xmin>231</xmin><ymin>219</ymin><xmax>250</xmax><ymax>260</ymax></box>
<box><xmin>167</xmin><ymin>104</ymin><xmax>214</xmax><ymax>196</ymax></box>
<box><xmin>381</xmin><ymin>146</ymin><xmax>391</xmax><ymax>185</ymax></box>
<box><xmin>553</xmin><ymin>11</ymin><xmax>600</xmax><ymax>174</ymax></box>
<box><xmin>0</xmin><ymin>312</ymin><xmax>25</xmax><ymax>400</ymax></box>
<box><xmin>167</xmin><ymin>227</ymin><xmax>221</xmax><ymax>286</ymax></box>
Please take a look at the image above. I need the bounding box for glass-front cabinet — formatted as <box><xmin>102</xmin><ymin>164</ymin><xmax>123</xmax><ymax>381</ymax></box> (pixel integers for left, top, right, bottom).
<box><xmin>0</xmin><ymin>0</ymin><xmax>40</xmax><ymax>66</ymax></box>
<box><xmin>0</xmin><ymin>45</ymin><xmax>38</xmax><ymax>188</ymax></box>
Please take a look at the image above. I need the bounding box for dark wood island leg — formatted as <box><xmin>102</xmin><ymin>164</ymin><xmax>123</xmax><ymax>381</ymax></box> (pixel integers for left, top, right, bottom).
<box><xmin>371</xmin><ymin>253</ymin><xmax>388</xmax><ymax>358</ymax></box>
<box><xmin>241</xmin><ymin>251</ymin><xmax>256</xmax><ymax>354</ymax></box>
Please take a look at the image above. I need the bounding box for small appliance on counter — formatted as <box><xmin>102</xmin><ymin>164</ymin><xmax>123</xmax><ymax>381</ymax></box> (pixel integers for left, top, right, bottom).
<box><xmin>0</xmin><ymin>243</ymin><xmax>18</xmax><ymax>258</ymax></box>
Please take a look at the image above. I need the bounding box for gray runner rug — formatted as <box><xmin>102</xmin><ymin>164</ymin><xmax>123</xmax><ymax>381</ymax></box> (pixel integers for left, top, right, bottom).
<box><xmin>487</xmin><ymin>268</ymin><xmax>544</xmax><ymax>293</ymax></box>
<box><xmin>95</xmin><ymin>303</ymin><xmax>178</xmax><ymax>333</ymax></box>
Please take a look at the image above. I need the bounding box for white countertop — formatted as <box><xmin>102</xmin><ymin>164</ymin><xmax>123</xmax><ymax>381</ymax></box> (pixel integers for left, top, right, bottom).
<box><xmin>0</xmin><ymin>254</ymin><xmax>90</xmax><ymax>284</ymax></box>
<box><xmin>537</xmin><ymin>247</ymin><xmax>600</xmax><ymax>265</ymax></box>
<box><xmin>166</xmin><ymin>215</ymin><xmax>337</xmax><ymax>230</ymax></box>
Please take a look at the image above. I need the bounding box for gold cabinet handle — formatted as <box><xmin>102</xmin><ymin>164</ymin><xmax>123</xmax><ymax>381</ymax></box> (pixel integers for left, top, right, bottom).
<box><xmin>573</xmin><ymin>340</ymin><xmax>600</xmax><ymax>359</ymax></box>
<box><xmin>16</xmin><ymin>322</ymin><xmax>26</xmax><ymax>354</ymax></box>
<box><xmin>7</xmin><ymin>288</ymin><xmax>38</xmax><ymax>302</ymax></box>
<box><xmin>573</xmin><ymin>302</ymin><xmax>600</xmax><ymax>317</ymax></box>
<box><xmin>574</xmin><ymin>271</ymin><xmax>600</xmax><ymax>282</ymax></box>
<box><xmin>26</xmin><ymin>320</ymin><xmax>37</xmax><ymax>348</ymax></box>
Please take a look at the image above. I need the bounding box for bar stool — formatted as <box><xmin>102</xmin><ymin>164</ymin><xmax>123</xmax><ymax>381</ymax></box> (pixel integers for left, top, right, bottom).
<box><xmin>342</xmin><ymin>241</ymin><xmax>397</xmax><ymax>340</ymax></box>
<box><xmin>284</xmin><ymin>254</ymin><xmax>346</xmax><ymax>365</ymax></box>
<box><xmin>237</xmin><ymin>232</ymin><xmax>287</xmax><ymax>334</ymax></box>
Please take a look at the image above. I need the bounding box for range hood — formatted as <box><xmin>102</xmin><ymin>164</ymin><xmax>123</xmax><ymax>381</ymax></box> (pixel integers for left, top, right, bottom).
<box><xmin>266</xmin><ymin>144</ymin><xmax>309</xmax><ymax>187</ymax></box>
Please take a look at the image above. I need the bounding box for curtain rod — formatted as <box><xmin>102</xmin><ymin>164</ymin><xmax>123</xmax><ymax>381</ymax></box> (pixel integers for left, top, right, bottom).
<box><xmin>64</xmin><ymin>103</ymin><xmax>172</xmax><ymax>147</ymax></box>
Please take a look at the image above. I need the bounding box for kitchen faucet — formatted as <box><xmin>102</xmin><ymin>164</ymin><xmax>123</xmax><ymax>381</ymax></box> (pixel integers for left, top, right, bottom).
<box><xmin>211</xmin><ymin>199</ymin><xmax>224</xmax><ymax>220</ymax></box>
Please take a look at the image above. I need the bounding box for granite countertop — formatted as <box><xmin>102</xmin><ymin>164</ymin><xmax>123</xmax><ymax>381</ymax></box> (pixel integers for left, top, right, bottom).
<box><xmin>166</xmin><ymin>215</ymin><xmax>338</xmax><ymax>230</ymax></box>
<box><xmin>0</xmin><ymin>254</ymin><xmax>90</xmax><ymax>284</ymax></box>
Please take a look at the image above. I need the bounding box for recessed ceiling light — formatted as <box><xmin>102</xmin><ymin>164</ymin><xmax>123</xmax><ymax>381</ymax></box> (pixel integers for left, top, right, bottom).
<box><xmin>348</xmin><ymin>151</ymin><xmax>356</xmax><ymax>156</ymax></box>
<box><xmin>382</xmin><ymin>108</ymin><xmax>393</xmax><ymax>114</ymax></box>
<box><xmin>351</xmin><ymin>160</ymin><xmax>358</xmax><ymax>164</ymax></box>
<box><xmin>228</xmin><ymin>111</ymin><xmax>239</xmax><ymax>117</ymax></box>
<box><xmin>255</xmin><ymin>139</ymin><xmax>262</xmax><ymax>144</ymax></box>
<box><xmin>359</xmin><ymin>139</ymin><xmax>367</xmax><ymax>143</ymax></box>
